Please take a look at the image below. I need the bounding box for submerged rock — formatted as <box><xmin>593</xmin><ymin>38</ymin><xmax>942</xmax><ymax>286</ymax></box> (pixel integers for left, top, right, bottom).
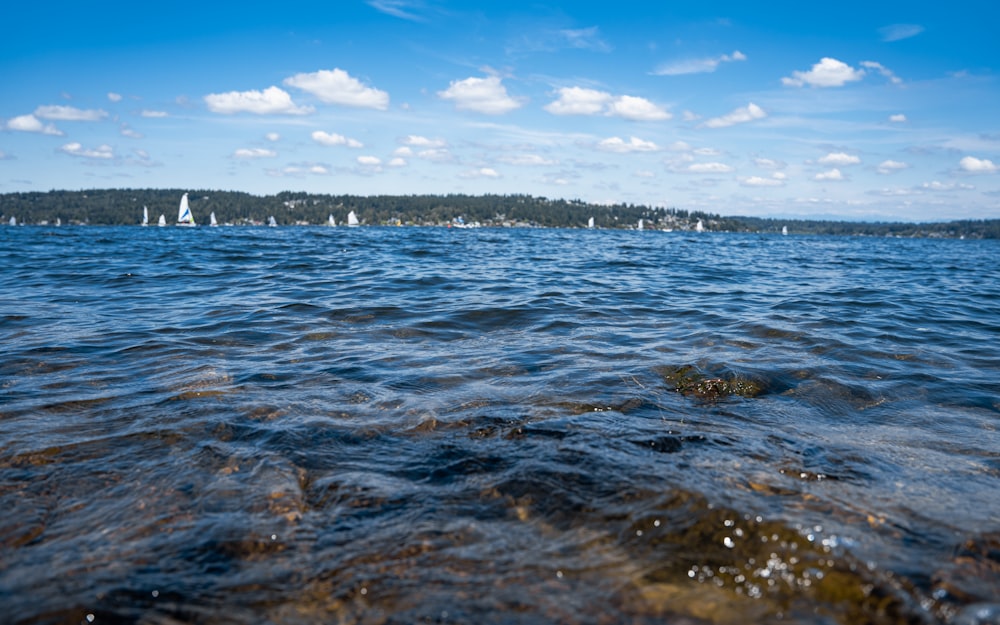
<box><xmin>657</xmin><ymin>364</ymin><xmax>767</xmax><ymax>400</ymax></box>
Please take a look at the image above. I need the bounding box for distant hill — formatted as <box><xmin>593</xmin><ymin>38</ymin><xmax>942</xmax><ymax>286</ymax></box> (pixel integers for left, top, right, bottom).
<box><xmin>1</xmin><ymin>189</ymin><xmax>997</xmax><ymax>238</ymax></box>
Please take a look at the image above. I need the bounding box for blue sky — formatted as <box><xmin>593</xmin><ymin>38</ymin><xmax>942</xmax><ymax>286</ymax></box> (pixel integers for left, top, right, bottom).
<box><xmin>2</xmin><ymin>0</ymin><xmax>998</xmax><ymax>221</ymax></box>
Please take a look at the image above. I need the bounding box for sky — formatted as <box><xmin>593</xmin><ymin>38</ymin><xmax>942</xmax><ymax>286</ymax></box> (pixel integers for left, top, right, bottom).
<box><xmin>2</xmin><ymin>0</ymin><xmax>998</xmax><ymax>221</ymax></box>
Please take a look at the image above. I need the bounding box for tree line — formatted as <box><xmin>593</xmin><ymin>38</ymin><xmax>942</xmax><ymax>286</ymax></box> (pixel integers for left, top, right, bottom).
<box><xmin>1</xmin><ymin>188</ymin><xmax>997</xmax><ymax>238</ymax></box>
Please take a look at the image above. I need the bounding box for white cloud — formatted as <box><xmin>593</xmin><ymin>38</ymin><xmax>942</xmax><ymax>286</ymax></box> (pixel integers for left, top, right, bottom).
<box><xmin>34</xmin><ymin>105</ymin><xmax>108</xmax><ymax>121</ymax></box>
<box><xmin>607</xmin><ymin>95</ymin><xmax>671</xmax><ymax>121</ymax></box>
<box><xmin>959</xmin><ymin>156</ymin><xmax>999</xmax><ymax>173</ymax></box>
<box><xmin>366</xmin><ymin>0</ymin><xmax>425</xmax><ymax>20</ymax></box>
<box><xmin>107</xmin><ymin>92</ymin><xmax>123</xmax><ymax>102</ymax></box>
<box><xmin>545</xmin><ymin>87</ymin><xmax>610</xmax><ymax>116</ymax></box>
<box><xmin>120</xmin><ymin>124</ymin><xmax>143</xmax><ymax>139</ymax></box>
<box><xmin>393</xmin><ymin>146</ymin><xmax>413</xmax><ymax>157</ymax></box>
<box><xmin>819</xmin><ymin>152</ymin><xmax>861</xmax><ymax>166</ymax></box>
<box><xmin>653</xmin><ymin>50</ymin><xmax>746</xmax><ymax>76</ymax></box>
<box><xmin>686</xmin><ymin>162</ymin><xmax>734</xmax><ymax>174</ymax></box>
<box><xmin>498</xmin><ymin>154</ymin><xmax>558</xmax><ymax>166</ymax></box>
<box><xmin>59</xmin><ymin>142</ymin><xmax>114</xmax><ymax>159</ymax></box>
<box><xmin>204</xmin><ymin>86</ymin><xmax>312</xmax><ymax>115</ymax></box>
<box><xmin>388</xmin><ymin>157</ymin><xmax>407</xmax><ymax>167</ymax></box>
<box><xmin>559</xmin><ymin>27</ymin><xmax>612</xmax><ymax>52</ymax></box>
<box><xmin>417</xmin><ymin>148</ymin><xmax>453</xmax><ymax>162</ymax></box>
<box><xmin>740</xmin><ymin>176</ymin><xmax>785</xmax><ymax>187</ymax></box>
<box><xmin>284</xmin><ymin>68</ymin><xmax>390</xmax><ymax>110</ymax></box>
<box><xmin>889</xmin><ymin>114</ymin><xmax>907</xmax><ymax>123</ymax></box>
<box><xmin>814</xmin><ymin>168</ymin><xmax>844</xmax><ymax>181</ymax></box>
<box><xmin>401</xmin><ymin>135</ymin><xmax>447</xmax><ymax>148</ymax></box>
<box><xmin>754</xmin><ymin>157</ymin><xmax>785</xmax><ymax>169</ymax></box>
<box><xmin>782</xmin><ymin>58</ymin><xmax>865</xmax><ymax>87</ymax></box>
<box><xmin>141</xmin><ymin>110</ymin><xmax>168</xmax><ymax>118</ymax></box>
<box><xmin>702</xmin><ymin>102</ymin><xmax>766</xmax><ymax>128</ymax></box>
<box><xmin>233</xmin><ymin>148</ymin><xmax>277</xmax><ymax>159</ymax></box>
<box><xmin>879</xmin><ymin>24</ymin><xmax>924</xmax><ymax>42</ymax></box>
<box><xmin>860</xmin><ymin>61</ymin><xmax>902</xmax><ymax>85</ymax></box>
<box><xmin>544</xmin><ymin>88</ymin><xmax>669</xmax><ymax>121</ymax></box>
<box><xmin>460</xmin><ymin>167</ymin><xmax>500</xmax><ymax>179</ymax></box>
<box><xmin>357</xmin><ymin>155</ymin><xmax>382</xmax><ymax>166</ymax></box>
<box><xmin>922</xmin><ymin>181</ymin><xmax>975</xmax><ymax>191</ymax></box>
<box><xmin>6</xmin><ymin>114</ymin><xmax>63</xmax><ymax>135</ymax></box>
<box><xmin>597</xmin><ymin>136</ymin><xmax>659</xmax><ymax>153</ymax></box>
<box><xmin>311</xmin><ymin>131</ymin><xmax>363</xmax><ymax>148</ymax></box>
<box><xmin>267</xmin><ymin>163</ymin><xmax>330</xmax><ymax>177</ymax></box>
<box><xmin>438</xmin><ymin>75</ymin><xmax>522</xmax><ymax>114</ymax></box>
<box><xmin>877</xmin><ymin>160</ymin><xmax>907</xmax><ymax>174</ymax></box>
<box><xmin>265</xmin><ymin>132</ymin><xmax>281</xmax><ymax>142</ymax></box>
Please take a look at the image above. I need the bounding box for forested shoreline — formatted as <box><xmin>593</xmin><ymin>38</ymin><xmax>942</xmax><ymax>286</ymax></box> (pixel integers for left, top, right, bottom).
<box><xmin>2</xmin><ymin>188</ymin><xmax>998</xmax><ymax>238</ymax></box>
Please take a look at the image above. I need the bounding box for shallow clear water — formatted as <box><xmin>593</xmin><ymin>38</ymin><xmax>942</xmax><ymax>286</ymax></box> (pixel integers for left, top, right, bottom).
<box><xmin>1</xmin><ymin>226</ymin><xmax>998</xmax><ymax>624</ymax></box>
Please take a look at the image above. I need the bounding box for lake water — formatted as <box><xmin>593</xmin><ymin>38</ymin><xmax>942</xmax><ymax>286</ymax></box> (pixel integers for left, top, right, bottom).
<box><xmin>1</xmin><ymin>226</ymin><xmax>998</xmax><ymax>625</ymax></box>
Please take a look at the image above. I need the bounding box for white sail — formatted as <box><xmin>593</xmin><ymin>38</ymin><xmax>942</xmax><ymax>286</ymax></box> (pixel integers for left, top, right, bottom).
<box><xmin>695</xmin><ymin>219</ymin><xmax>704</xmax><ymax>233</ymax></box>
<box><xmin>328</xmin><ymin>214</ymin><xmax>336</xmax><ymax>227</ymax></box>
<box><xmin>158</xmin><ymin>214</ymin><xmax>166</xmax><ymax>227</ymax></box>
<box><xmin>142</xmin><ymin>206</ymin><xmax>149</xmax><ymax>226</ymax></box>
<box><xmin>347</xmin><ymin>210</ymin><xmax>359</xmax><ymax>227</ymax></box>
<box><xmin>177</xmin><ymin>193</ymin><xmax>196</xmax><ymax>226</ymax></box>
<box><xmin>8</xmin><ymin>216</ymin><xmax>16</xmax><ymax>226</ymax></box>
<box><xmin>268</xmin><ymin>216</ymin><xmax>277</xmax><ymax>227</ymax></box>
<box><xmin>782</xmin><ymin>225</ymin><xmax>788</xmax><ymax>236</ymax></box>
<box><xmin>638</xmin><ymin>219</ymin><xmax>644</xmax><ymax>231</ymax></box>
<box><xmin>587</xmin><ymin>216</ymin><xmax>594</xmax><ymax>229</ymax></box>
<box><xmin>210</xmin><ymin>212</ymin><xmax>219</xmax><ymax>227</ymax></box>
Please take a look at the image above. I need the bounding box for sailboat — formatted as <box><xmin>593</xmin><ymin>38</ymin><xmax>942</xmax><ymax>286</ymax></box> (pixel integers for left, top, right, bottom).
<box><xmin>587</xmin><ymin>216</ymin><xmax>594</xmax><ymax>229</ymax></box>
<box><xmin>328</xmin><ymin>214</ymin><xmax>336</xmax><ymax>227</ymax></box>
<box><xmin>210</xmin><ymin>212</ymin><xmax>219</xmax><ymax>227</ymax></box>
<box><xmin>347</xmin><ymin>210</ymin><xmax>359</xmax><ymax>227</ymax></box>
<box><xmin>176</xmin><ymin>193</ymin><xmax>196</xmax><ymax>227</ymax></box>
<box><xmin>782</xmin><ymin>225</ymin><xmax>788</xmax><ymax>236</ymax></box>
<box><xmin>158</xmin><ymin>214</ymin><xmax>166</xmax><ymax>227</ymax></box>
<box><xmin>638</xmin><ymin>219</ymin><xmax>644</xmax><ymax>231</ymax></box>
<box><xmin>695</xmin><ymin>219</ymin><xmax>705</xmax><ymax>233</ymax></box>
<box><xmin>142</xmin><ymin>206</ymin><xmax>149</xmax><ymax>227</ymax></box>
<box><xmin>268</xmin><ymin>216</ymin><xmax>278</xmax><ymax>227</ymax></box>
<box><xmin>8</xmin><ymin>216</ymin><xmax>16</xmax><ymax>226</ymax></box>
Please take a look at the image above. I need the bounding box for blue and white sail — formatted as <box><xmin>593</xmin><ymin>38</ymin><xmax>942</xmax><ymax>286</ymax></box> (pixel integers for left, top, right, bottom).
<box><xmin>177</xmin><ymin>193</ymin><xmax>196</xmax><ymax>227</ymax></box>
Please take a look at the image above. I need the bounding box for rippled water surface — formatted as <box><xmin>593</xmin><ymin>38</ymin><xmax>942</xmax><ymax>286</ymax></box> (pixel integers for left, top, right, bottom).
<box><xmin>2</xmin><ymin>226</ymin><xmax>999</xmax><ymax>625</ymax></box>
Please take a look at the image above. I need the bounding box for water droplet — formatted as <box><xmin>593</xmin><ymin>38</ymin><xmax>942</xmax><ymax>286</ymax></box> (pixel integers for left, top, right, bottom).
<box><xmin>724</xmin><ymin>536</ymin><xmax>735</xmax><ymax>548</ymax></box>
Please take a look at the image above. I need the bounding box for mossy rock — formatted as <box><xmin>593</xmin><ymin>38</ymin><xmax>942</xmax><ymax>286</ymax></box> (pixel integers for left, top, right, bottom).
<box><xmin>657</xmin><ymin>364</ymin><xmax>766</xmax><ymax>400</ymax></box>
